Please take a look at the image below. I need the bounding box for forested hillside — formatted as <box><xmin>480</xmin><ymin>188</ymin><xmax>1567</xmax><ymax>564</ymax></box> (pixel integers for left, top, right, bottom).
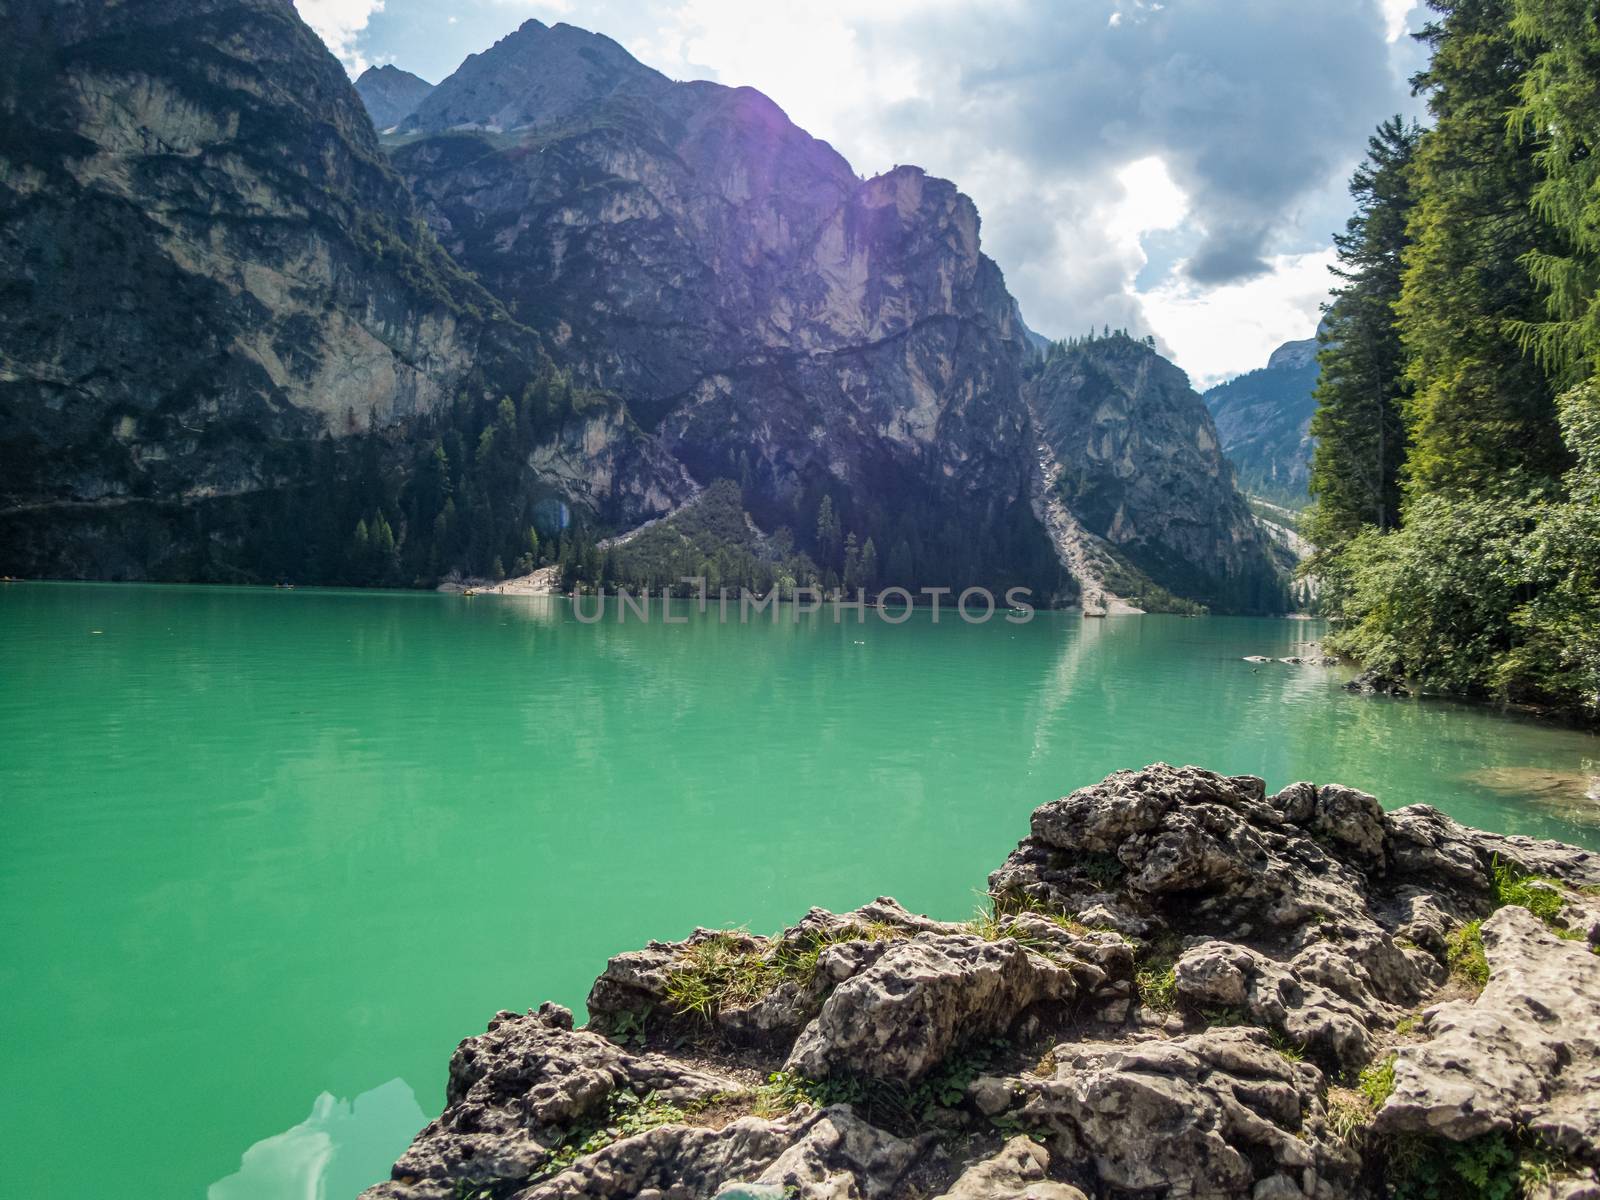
<box><xmin>1308</xmin><ymin>0</ymin><xmax>1600</xmax><ymax>722</ymax></box>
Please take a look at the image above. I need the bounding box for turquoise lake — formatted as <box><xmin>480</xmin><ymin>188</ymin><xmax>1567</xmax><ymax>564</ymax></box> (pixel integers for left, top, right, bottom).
<box><xmin>1</xmin><ymin>582</ymin><xmax>1596</xmax><ymax>1199</ymax></box>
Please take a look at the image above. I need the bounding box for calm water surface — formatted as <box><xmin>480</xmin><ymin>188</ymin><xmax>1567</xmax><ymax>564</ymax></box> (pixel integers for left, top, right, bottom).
<box><xmin>2</xmin><ymin>582</ymin><xmax>1596</xmax><ymax>1199</ymax></box>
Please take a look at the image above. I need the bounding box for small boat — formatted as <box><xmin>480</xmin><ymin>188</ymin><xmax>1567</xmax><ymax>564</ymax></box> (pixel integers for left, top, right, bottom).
<box><xmin>463</xmin><ymin>587</ymin><xmax>480</xmax><ymax>597</ymax></box>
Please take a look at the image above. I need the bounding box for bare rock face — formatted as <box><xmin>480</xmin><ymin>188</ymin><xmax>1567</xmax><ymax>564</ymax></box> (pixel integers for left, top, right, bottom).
<box><xmin>1030</xmin><ymin>336</ymin><xmax>1286</xmax><ymax>609</ymax></box>
<box><xmin>1377</xmin><ymin>905</ymin><xmax>1600</xmax><ymax>1156</ymax></box>
<box><xmin>586</xmin><ymin>897</ymin><xmax>975</xmax><ymax>1052</ymax></box>
<box><xmin>365</xmin><ymin>765</ymin><xmax>1600</xmax><ymax>1199</ymax></box>
<box><xmin>1005</xmin><ymin>1028</ymin><xmax>1360</xmax><ymax>1197</ymax></box>
<box><xmin>0</xmin><ymin>1</ymin><xmax>539</xmax><ymax>510</ymax></box>
<box><xmin>1201</xmin><ymin>335</ymin><xmax>1321</xmax><ymax>509</ymax></box>
<box><xmin>354</xmin><ymin>64</ymin><xmax>435</xmax><ymax>131</ymax></box>
<box><xmin>526</xmin><ymin>1106</ymin><xmax>924</xmax><ymax>1200</ymax></box>
<box><xmin>784</xmin><ymin>934</ymin><xmax>1084</xmax><ymax>1084</ymax></box>
<box><xmin>932</xmin><ymin>1137</ymin><xmax>1086</xmax><ymax>1200</ymax></box>
<box><xmin>364</xmin><ymin>1003</ymin><xmax>747</xmax><ymax>1198</ymax></box>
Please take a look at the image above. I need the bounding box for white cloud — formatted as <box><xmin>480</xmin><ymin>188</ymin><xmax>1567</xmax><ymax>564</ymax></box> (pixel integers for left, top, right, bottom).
<box><xmin>1380</xmin><ymin>0</ymin><xmax>1418</xmax><ymax>42</ymax></box>
<box><xmin>294</xmin><ymin>0</ymin><xmax>384</xmax><ymax>74</ymax></box>
<box><xmin>1138</xmin><ymin>249</ymin><xmax>1335</xmax><ymax>387</ymax></box>
<box><xmin>1109</xmin><ymin>156</ymin><xmax>1188</xmax><ymax>242</ymax></box>
<box><xmin>620</xmin><ymin>0</ymin><xmax>931</xmax><ymax>172</ymax></box>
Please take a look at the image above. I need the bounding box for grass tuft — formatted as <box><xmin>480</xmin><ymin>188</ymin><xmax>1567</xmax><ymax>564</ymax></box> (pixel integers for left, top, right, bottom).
<box><xmin>1490</xmin><ymin>858</ymin><xmax>1565</xmax><ymax>925</ymax></box>
<box><xmin>1357</xmin><ymin>1053</ymin><xmax>1397</xmax><ymax>1110</ymax></box>
<box><xmin>1325</xmin><ymin>1085</ymin><xmax>1372</xmax><ymax>1142</ymax></box>
<box><xmin>1133</xmin><ymin>933</ymin><xmax>1183</xmax><ymax>1012</ymax></box>
<box><xmin>1446</xmin><ymin>921</ymin><xmax>1489</xmax><ymax>989</ymax></box>
<box><xmin>663</xmin><ymin>923</ymin><xmax>909</xmax><ymax>1020</ymax></box>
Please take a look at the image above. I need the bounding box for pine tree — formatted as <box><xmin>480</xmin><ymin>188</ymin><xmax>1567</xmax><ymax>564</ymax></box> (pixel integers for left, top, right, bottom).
<box><xmin>815</xmin><ymin>495</ymin><xmax>840</xmax><ymax>565</ymax></box>
<box><xmin>1509</xmin><ymin>0</ymin><xmax>1600</xmax><ymax>384</ymax></box>
<box><xmin>373</xmin><ymin>513</ymin><xmax>399</xmax><ymax>584</ymax></box>
<box><xmin>1398</xmin><ymin>0</ymin><xmax>1565</xmax><ymax>495</ymax></box>
<box><xmin>842</xmin><ymin>532</ymin><xmax>861</xmax><ymax>591</ymax></box>
<box><xmin>859</xmin><ymin>536</ymin><xmax>879</xmax><ymax>593</ymax></box>
<box><xmin>1307</xmin><ymin>116</ymin><xmax>1422</xmax><ymax>552</ymax></box>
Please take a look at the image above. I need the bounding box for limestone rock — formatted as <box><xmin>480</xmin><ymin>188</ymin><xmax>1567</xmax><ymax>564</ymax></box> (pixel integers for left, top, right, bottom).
<box><xmin>785</xmin><ymin>934</ymin><xmax>1081</xmax><ymax>1084</ymax></box>
<box><xmin>1011</xmin><ymin>1027</ymin><xmax>1357</xmax><ymax>1198</ymax></box>
<box><xmin>1377</xmin><ymin>905</ymin><xmax>1600</xmax><ymax>1161</ymax></box>
<box><xmin>933</xmin><ymin>1137</ymin><xmax>1086</xmax><ymax>1200</ymax></box>
<box><xmin>586</xmin><ymin>899</ymin><xmax>958</xmax><ymax>1050</ymax></box>
<box><xmin>364</xmin><ymin>1005</ymin><xmax>745</xmax><ymax>1199</ymax></box>
<box><xmin>519</xmin><ymin>1106</ymin><xmax>922</xmax><ymax>1200</ymax></box>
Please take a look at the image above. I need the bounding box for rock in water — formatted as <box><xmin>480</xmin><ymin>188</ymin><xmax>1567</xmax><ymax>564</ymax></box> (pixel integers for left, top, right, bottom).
<box><xmin>365</xmin><ymin>765</ymin><xmax>1600</xmax><ymax>1199</ymax></box>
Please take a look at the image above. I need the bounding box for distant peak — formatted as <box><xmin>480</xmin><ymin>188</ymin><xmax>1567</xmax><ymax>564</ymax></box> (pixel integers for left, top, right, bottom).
<box><xmin>358</xmin><ymin>63</ymin><xmax>431</xmax><ymax>85</ymax></box>
<box><xmin>1266</xmin><ymin>337</ymin><xmax>1318</xmax><ymax>371</ymax></box>
<box><xmin>402</xmin><ymin>16</ymin><xmax>667</xmax><ymax>135</ymax></box>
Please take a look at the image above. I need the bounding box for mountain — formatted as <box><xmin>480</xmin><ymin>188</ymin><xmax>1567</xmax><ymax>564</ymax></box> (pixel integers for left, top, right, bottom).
<box><xmin>0</xmin><ymin>0</ymin><xmax>679</xmax><ymax>580</ymax></box>
<box><xmin>1202</xmin><ymin>335</ymin><xmax>1320</xmax><ymax>508</ymax></box>
<box><xmin>0</xmin><ymin>5</ymin><xmax>1284</xmax><ymax>608</ymax></box>
<box><xmin>387</xmin><ymin>19</ymin><xmax>1062</xmax><ymax>597</ymax></box>
<box><xmin>354</xmin><ymin>64</ymin><xmax>433</xmax><ymax>131</ymax></box>
<box><xmin>1031</xmin><ymin>334</ymin><xmax>1287</xmax><ymax>610</ymax></box>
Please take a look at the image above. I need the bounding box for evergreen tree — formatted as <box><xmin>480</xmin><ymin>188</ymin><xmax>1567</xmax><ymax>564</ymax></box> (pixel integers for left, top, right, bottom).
<box><xmin>859</xmin><ymin>536</ymin><xmax>879</xmax><ymax>593</ymax></box>
<box><xmin>815</xmin><ymin>495</ymin><xmax>840</xmax><ymax>565</ymax></box>
<box><xmin>373</xmin><ymin>512</ymin><xmax>400</xmax><ymax>584</ymax></box>
<box><xmin>1398</xmin><ymin>0</ymin><xmax>1565</xmax><ymax>494</ymax></box>
<box><xmin>1307</xmin><ymin>116</ymin><xmax>1421</xmax><ymax>554</ymax></box>
<box><xmin>1510</xmin><ymin>0</ymin><xmax>1600</xmax><ymax>384</ymax></box>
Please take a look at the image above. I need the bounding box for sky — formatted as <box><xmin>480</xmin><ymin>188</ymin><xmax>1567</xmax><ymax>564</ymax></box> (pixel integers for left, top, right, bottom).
<box><xmin>294</xmin><ymin>0</ymin><xmax>1432</xmax><ymax>386</ymax></box>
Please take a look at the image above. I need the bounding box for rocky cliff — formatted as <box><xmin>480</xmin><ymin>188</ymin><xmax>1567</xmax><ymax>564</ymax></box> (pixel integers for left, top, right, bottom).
<box><xmin>1203</xmin><ymin>335</ymin><xmax>1321</xmax><ymax>509</ymax></box>
<box><xmin>363</xmin><ymin>764</ymin><xmax>1600</xmax><ymax>1199</ymax></box>
<box><xmin>1030</xmin><ymin>335</ymin><xmax>1287</xmax><ymax>610</ymax></box>
<box><xmin>355</xmin><ymin>64</ymin><xmax>434</xmax><ymax>132</ymax></box>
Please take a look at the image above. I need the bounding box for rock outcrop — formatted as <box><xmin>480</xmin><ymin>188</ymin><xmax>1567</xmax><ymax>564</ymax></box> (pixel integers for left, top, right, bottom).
<box><xmin>366</xmin><ymin>765</ymin><xmax>1600</xmax><ymax>1199</ymax></box>
<box><xmin>1376</xmin><ymin>905</ymin><xmax>1600</xmax><ymax>1155</ymax></box>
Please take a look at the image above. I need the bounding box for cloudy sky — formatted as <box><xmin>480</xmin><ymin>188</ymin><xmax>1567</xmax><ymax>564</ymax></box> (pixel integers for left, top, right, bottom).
<box><xmin>295</xmin><ymin>0</ymin><xmax>1431</xmax><ymax>386</ymax></box>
